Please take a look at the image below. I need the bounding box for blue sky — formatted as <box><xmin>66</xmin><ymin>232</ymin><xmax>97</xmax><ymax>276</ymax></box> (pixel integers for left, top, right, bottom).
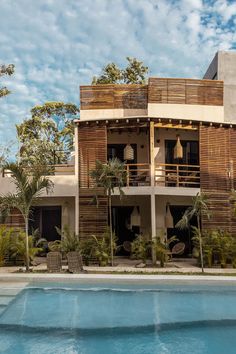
<box><xmin>0</xmin><ymin>0</ymin><xmax>236</xmax><ymax>151</ymax></box>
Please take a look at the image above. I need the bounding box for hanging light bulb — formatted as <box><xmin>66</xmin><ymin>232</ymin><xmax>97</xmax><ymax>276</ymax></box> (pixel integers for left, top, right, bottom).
<box><xmin>124</xmin><ymin>144</ymin><xmax>134</xmax><ymax>160</ymax></box>
<box><xmin>174</xmin><ymin>135</ymin><xmax>183</xmax><ymax>159</ymax></box>
<box><xmin>165</xmin><ymin>203</ymin><xmax>174</xmax><ymax>228</ymax></box>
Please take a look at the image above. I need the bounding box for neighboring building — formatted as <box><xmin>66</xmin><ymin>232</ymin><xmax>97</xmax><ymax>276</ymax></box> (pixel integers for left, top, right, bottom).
<box><xmin>1</xmin><ymin>51</ymin><xmax>236</xmax><ymax>257</ymax></box>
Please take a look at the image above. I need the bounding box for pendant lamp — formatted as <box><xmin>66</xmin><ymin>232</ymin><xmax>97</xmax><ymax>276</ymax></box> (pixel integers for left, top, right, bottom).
<box><xmin>130</xmin><ymin>207</ymin><xmax>141</xmax><ymax>227</ymax></box>
<box><xmin>124</xmin><ymin>144</ymin><xmax>134</xmax><ymax>160</ymax></box>
<box><xmin>165</xmin><ymin>203</ymin><xmax>174</xmax><ymax>228</ymax></box>
<box><xmin>174</xmin><ymin>135</ymin><xmax>183</xmax><ymax>159</ymax></box>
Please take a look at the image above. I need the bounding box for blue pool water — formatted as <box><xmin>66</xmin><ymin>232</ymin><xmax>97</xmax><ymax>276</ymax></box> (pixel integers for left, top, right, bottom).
<box><xmin>1</xmin><ymin>282</ymin><xmax>236</xmax><ymax>353</ymax></box>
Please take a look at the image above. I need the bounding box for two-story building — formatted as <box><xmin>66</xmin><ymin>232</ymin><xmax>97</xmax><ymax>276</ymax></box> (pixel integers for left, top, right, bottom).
<box><xmin>1</xmin><ymin>51</ymin><xmax>236</xmax><ymax>257</ymax></box>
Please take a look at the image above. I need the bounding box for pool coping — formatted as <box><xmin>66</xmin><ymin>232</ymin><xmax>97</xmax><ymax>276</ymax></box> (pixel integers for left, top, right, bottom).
<box><xmin>1</xmin><ymin>273</ymin><xmax>236</xmax><ymax>285</ymax></box>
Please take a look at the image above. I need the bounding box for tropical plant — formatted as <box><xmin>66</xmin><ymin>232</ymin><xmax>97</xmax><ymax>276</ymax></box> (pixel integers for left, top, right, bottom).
<box><xmin>153</xmin><ymin>235</ymin><xmax>178</xmax><ymax>268</ymax></box>
<box><xmin>131</xmin><ymin>234</ymin><xmax>151</xmax><ymax>263</ymax></box>
<box><xmin>0</xmin><ymin>163</ymin><xmax>53</xmax><ymax>271</ymax></box>
<box><xmin>90</xmin><ymin>158</ymin><xmax>127</xmax><ymax>266</ymax></box>
<box><xmin>56</xmin><ymin>225</ymin><xmax>80</xmax><ymax>253</ymax></box>
<box><xmin>91</xmin><ymin>235</ymin><xmax>110</xmax><ymax>266</ymax></box>
<box><xmin>92</xmin><ymin>57</ymin><xmax>148</xmax><ymax>84</ymax></box>
<box><xmin>10</xmin><ymin>231</ymin><xmax>42</xmax><ymax>266</ymax></box>
<box><xmin>0</xmin><ymin>64</ymin><xmax>14</xmax><ymax>98</ymax></box>
<box><xmin>176</xmin><ymin>192</ymin><xmax>210</xmax><ymax>273</ymax></box>
<box><xmin>0</xmin><ymin>226</ymin><xmax>14</xmax><ymax>266</ymax></box>
<box><xmin>80</xmin><ymin>237</ymin><xmax>95</xmax><ymax>266</ymax></box>
<box><xmin>16</xmin><ymin>102</ymin><xmax>79</xmax><ymax>166</ymax></box>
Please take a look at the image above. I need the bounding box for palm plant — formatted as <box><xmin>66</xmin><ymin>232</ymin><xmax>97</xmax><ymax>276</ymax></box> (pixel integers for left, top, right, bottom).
<box><xmin>176</xmin><ymin>192</ymin><xmax>210</xmax><ymax>273</ymax></box>
<box><xmin>55</xmin><ymin>225</ymin><xmax>80</xmax><ymax>253</ymax></box>
<box><xmin>0</xmin><ymin>226</ymin><xmax>14</xmax><ymax>266</ymax></box>
<box><xmin>90</xmin><ymin>158</ymin><xmax>127</xmax><ymax>266</ymax></box>
<box><xmin>10</xmin><ymin>230</ymin><xmax>42</xmax><ymax>265</ymax></box>
<box><xmin>0</xmin><ymin>163</ymin><xmax>53</xmax><ymax>271</ymax></box>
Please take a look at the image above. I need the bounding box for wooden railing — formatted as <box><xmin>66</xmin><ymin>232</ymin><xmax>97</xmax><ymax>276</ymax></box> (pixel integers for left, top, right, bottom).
<box><xmin>155</xmin><ymin>163</ymin><xmax>200</xmax><ymax>188</ymax></box>
<box><xmin>125</xmin><ymin>163</ymin><xmax>151</xmax><ymax>187</ymax></box>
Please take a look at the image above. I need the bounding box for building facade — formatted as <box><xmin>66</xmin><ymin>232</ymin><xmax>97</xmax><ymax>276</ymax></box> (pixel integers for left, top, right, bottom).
<box><xmin>1</xmin><ymin>52</ymin><xmax>236</xmax><ymax>256</ymax></box>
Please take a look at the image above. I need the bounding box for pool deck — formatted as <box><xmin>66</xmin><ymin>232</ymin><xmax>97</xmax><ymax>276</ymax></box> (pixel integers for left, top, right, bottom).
<box><xmin>1</xmin><ymin>257</ymin><xmax>236</xmax><ymax>284</ymax></box>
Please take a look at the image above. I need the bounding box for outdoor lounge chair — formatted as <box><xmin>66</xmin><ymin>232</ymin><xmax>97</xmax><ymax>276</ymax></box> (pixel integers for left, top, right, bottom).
<box><xmin>46</xmin><ymin>251</ymin><xmax>62</xmax><ymax>272</ymax></box>
<box><xmin>67</xmin><ymin>251</ymin><xmax>84</xmax><ymax>273</ymax></box>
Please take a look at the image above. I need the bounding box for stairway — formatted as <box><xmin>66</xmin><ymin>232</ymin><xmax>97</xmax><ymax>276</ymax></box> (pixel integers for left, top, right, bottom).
<box><xmin>0</xmin><ymin>282</ymin><xmax>28</xmax><ymax>316</ymax></box>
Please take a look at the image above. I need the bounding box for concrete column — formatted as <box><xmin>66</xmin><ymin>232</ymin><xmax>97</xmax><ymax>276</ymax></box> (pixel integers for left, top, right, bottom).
<box><xmin>74</xmin><ymin>125</ymin><xmax>79</xmax><ymax>235</ymax></box>
<box><xmin>150</xmin><ymin>122</ymin><xmax>156</xmax><ymax>263</ymax></box>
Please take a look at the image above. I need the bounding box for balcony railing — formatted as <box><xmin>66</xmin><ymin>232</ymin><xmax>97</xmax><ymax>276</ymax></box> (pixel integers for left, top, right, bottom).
<box><xmin>155</xmin><ymin>163</ymin><xmax>200</xmax><ymax>188</ymax></box>
<box><xmin>125</xmin><ymin>163</ymin><xmax>150</xmax><ymax>187</ymax></box>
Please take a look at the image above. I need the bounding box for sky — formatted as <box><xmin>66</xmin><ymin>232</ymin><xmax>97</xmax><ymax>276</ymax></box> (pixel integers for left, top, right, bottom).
<box><xmin>0</xmin><ymin>0</ymin><xmax>236</xmax><ymax>152</ymax></box>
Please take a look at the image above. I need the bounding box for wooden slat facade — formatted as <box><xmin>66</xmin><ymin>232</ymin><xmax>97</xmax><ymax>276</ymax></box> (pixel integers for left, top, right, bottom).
<box><xmin>200</xmin><ymin>126</ymin><xmax>236</xmax><ymax>233</ymax></box>
<box><xmin>80</xmin><ymin>84</ymin><xmax>148</xmax><ymax>110</ymax></box>
<box><xmin>78</xmin><ymin>125</ymin><xmax>108</xmax><ymax>237</ymax></box>
<box><xmin>148</xmin><ymin>78</ymin><xmax>223</xmax><ymax>106</ymax></box>
<box><xmin>80</xmin><ymin>78</ymin><xmax>223</xmax><ymax>110</ymax></box>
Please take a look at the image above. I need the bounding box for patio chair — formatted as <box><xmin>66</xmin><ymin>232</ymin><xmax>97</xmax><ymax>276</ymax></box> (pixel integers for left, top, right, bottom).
<box><xmin>67</xmin><ymin>251</ymin><xmax>84</xmax><ymax>273</ymax></box>
<box><xmin>46</xmin><ymin>251</ymin><xmax>62</xmax><ymax>273</ymax></box>
<box><xmin>171</xmin><ymin>242</ymin><xmax>185</xmax><ymax>256</ymax></box>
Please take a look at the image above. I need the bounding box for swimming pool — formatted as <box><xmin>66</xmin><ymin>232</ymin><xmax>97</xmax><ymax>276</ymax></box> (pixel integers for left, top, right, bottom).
<box><xmin>1</xmin><ymin>281</ymin><xmax>236</xmax><ymax>353</ymax></box>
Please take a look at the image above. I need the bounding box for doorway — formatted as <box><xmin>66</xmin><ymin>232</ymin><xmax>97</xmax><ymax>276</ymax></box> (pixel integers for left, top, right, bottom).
<box><xmin>167</xmin><ymin>205</ymin><xmax>197</xmax><ymax>256</ymax></box>
<box><xmin>29</xmin><ymin>206</ymin><xmax>62</xmax><ymax>241</ymax></box>
<box><xmin>112</xmin><ymin>206</ymin><xmax>140</xmax><ymax>256</ymax></box>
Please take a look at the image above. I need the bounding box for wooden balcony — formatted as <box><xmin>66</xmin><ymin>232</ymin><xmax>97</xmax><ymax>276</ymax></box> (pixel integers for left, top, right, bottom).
<box><xmin>155</xmin><ymin>163</ymin><xmax>200</xmax><ymax>188</ymax></box>
<box><xmin>125</xmin><ymin>163</ymin><xmax>150</xmax><ymax>187</ymax></box>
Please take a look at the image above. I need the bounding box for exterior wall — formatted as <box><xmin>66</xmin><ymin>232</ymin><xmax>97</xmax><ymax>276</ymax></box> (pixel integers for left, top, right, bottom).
<box><xmin>204</xmin><ymin>51</ymin><xmax>236</xmax><ymax>122</ymax></box>
<box><xmin>148</xmin><ymin>103</ymin><xmax>224</xmax><ymax>123</ymax></box>
<box><xmin>80</xmin><ymin>77</ymin><xmax>224</xmax><ymax>123</ymax></box>
<box><xmin>78</xmin><ymin>125</ymin><xmax>108</xmax><ymax>237</ymax></box>
<box><xmin>35</xmin><ymin>197</ymin><xmax>75</xmax><ymax>232</ymax></box>
<box><xmin>0</xmin><ymin>173</ymin><xmax>77</xmax><ymax>197</ymax></box>
<box><xmin>200</xmin><ymin>125</ymin><xmax>236</xmax><ymax>233</ymax></box>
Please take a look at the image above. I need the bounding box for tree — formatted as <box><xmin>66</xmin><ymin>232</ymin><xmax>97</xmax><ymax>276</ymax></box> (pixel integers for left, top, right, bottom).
<box><xmin>0</xmin><ymin>163</ymin><xmax>53</xmax><ymax>271</ymax></box>
<box><xmin>92</xmin><ymin>57</ymin><xmax>148</xmax><ymax>85</ymax></box>
<box><xmin>0</xmin><ymin>64</ymin><xmax>15</xmax><ymax>98</ymax></box>
<box><xmin>176</xmin><ymin>192</ymin><xmax>210</xmax><ymax>273</ymax></box>
<box><xmin>16</xmin><ymin>102</ymin><xmax>79</xmax><ymax>166</ymax></box>
<box><xmin>90</xmin><ymin>158</ymin><xmax>127</xmax><ymax>266</ymax></box>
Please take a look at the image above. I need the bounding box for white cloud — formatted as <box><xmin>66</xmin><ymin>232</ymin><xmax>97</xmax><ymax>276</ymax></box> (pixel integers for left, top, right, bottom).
<box><xmin>0</xmin><ymin>0</ymin><xmax>236</xmax><ymax>152</ymax></box>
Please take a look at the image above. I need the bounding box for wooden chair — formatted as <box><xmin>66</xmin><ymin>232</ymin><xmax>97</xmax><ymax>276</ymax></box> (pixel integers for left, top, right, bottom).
<box><xmin>67</xmin><ymin>251</ymin><xmax>83</xmax><ymax>273</ymax></box>
<box><xmin>46</xmin><ymin>252</ymin><xmax>62</xmax><ymax>273</ymax></box>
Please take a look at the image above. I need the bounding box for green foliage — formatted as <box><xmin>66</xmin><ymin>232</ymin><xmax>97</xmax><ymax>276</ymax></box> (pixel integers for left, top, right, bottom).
<box><xmin>10</xmin><ymin>231</ymin><xmax>42</xmax><ymax>266</ymax></box>
<box><xmin>153</xmin><ymin>235</ymin><xmax>178</xmax><ymax>267</ymax></box>
<box><xmin>90</xmin><ymin>158</ymin><xmax>127</xmax><ymax>196</ymax></box>
<box><xmin>131</xmin><ymin>234</ymin><xmax>151</xmax><ymax>263</ymax></box>
<box><xmin>56</xmin><ymin>225</ymin><xmax>80</xmax><ymax>253</ymax></box>
<box><xmin>0</xmin><ymin>226</ymin><xmax>14</xmax><ymax>266</ymax></box>
<box><xmin>192</xmin><ymin>229</ymin><xmax>236</xmax><ymax>268</ymax></box>
<box><xmin>16</xmin><ymin>102</ymin><xmax>79</xmax><ymax>166</ymax></box>
<box><xmin>92</xmin><ymin>57</ymin><xmax>148</xmax><ymax>85</ymax></box>
<box><xmin>0</xmin><ymin>162</ymin><xmax>53</xmax><ymax>271</ymax></box>
<box><xmin>79</xmin><ymin>238</ymin><xmax>95</xmax><ymax>266</ymax></box>
<box><xmin>0</xmin><ymin>64</ymin><xmax>14</xmax><ymax>98</ymax></box>
<box><xmin>91</xmin><ymin>235</ymin><xmax>110</xmax><ymax>266</ymax></box>
<box><xmin>90</xmin><ymin>158</ymin><xmax>126</xmax><ymax>266</ymax></box>
<box><xmin>176</xmin><ymin>192</ymin><xmax>210</xmax><ymax>273</ymax></box>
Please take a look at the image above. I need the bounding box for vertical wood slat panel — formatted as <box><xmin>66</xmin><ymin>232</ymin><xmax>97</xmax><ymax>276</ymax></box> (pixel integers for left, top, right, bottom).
<box><xmin>148</xmin><ymin>78</ymin><xmax>223</xmax><ymax>106</ymax></box>
<box><xmin>200</xmin><ymin>126</ymin><xmax>236</xmax><ymax>233</ymax></box>
<box><xmin>78</xmin><ymin>125</ymin><xmax>108</xmax><ymax>237</ymax></box>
